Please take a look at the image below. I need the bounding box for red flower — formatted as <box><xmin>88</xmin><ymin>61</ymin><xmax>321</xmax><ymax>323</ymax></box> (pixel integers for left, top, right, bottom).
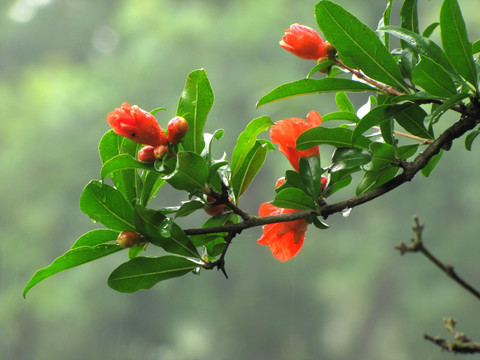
<box><xmin>106</xmin><ymin>102</ymin><xmax>168</xmax><ymax>147</ymax></box>
<box><xmin>279</xmin><ymin>24</ymin><xmax>327</xmax><ymax>60</ymax></box>
<box><xmin>270</xmin><ymin>110</ymin><xmax>322</xmax><ymax>171</ymax></box>
<box><xmin>257</xmin><ymin>202</ymin><xmax>308</xmax><ymax>262</ymax></box>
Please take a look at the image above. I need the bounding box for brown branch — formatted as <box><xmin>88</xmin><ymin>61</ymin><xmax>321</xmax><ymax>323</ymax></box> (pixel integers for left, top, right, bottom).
<box><xmin>425</xmin><ymin>318</ymin><xmax>480</xmax><ymax>354</ymax></box>
<box><xmin>186</xmin><ymin>111</ymin><xmax>480</xmax><ymax>237</ymax></box>
<box><xmin>395</xmin><ymin>216</ymin><xmax>480</xmax><ymax>301</ymax></box>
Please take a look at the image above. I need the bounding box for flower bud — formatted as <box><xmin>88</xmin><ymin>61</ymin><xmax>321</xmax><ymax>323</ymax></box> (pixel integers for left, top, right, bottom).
<box><xmin>279</xmin><ymin>24</ymin><xmax>327</xmax><ymax>60</ymax></box>
<box><xmin>153</xmin><ymin>145</ymin><xmax>169</xmax><ymax>160</ymax></box>
<box><xmin>204</xmin><ymin>195</ymin><xmax>226</xmax><ymax>216</ymax></box>
<box><xmin>167</xmin><ymin>116</ymin><xmax>189</xmax><ymax>144</ymax></box>
<box><xmin>116</xmin><ymin>231</ymin><xmax>140</xmax><ymax>248</ymax></box>
<box><xmin>138</xmin><ymin>146</ymin><xmax>156</xmax><ymax>162</ymax></box>
<box><xmin>275</xmin><ymin>177</ymin><xmax>286</xmax><ymax>189</ymax></box>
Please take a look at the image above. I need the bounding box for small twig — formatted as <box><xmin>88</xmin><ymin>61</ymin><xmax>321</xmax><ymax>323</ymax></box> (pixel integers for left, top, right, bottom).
<box><xmin>371</xmin><ymin>126</ymin><xmax>433</xmax><ymax>144</ymax></box>
<box><xmin>334</xmin><ymin>58</ymin><xmax>404</xmax><ymax>96</ymax></box>
<box><xmin>424</xmin><ymin>318</ymin><xmax>480</xmax><ymax>354</ymax></box>
<box><xmin>396</xmin><ymin>216</ymin><xmax>480</xmax><ymax>301</ymax></box>
<box><xmin>202</xmin><ymin>231</ymin><xmax>237</xmax><ymax>279</ymax></box>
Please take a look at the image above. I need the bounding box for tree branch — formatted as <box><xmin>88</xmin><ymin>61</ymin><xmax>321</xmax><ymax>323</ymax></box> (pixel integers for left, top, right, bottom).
<box><xmin>395</xmin><ymin>216</ymin><xmax>480</xmax><ymax>301</ymax></box>
<box><xmin>424</xmin><ymin>318</ymin><xmax>480</xmax><ymax>354</ymax></box>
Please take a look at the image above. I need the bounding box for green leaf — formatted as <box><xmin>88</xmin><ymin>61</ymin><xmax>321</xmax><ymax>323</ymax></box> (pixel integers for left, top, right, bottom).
<box><xmin>298</xmin><ymin>155</ymin><xmax>323</xmax><ymax>199</ymax></box>
<box><xmin>24</xmin><ymin>243</ymin><xmax>122</xmax><ymax>297</ymax></box>
<box><xmin>379</xmin><ymin>26</ymin><xmax>457</xmax><ymax>79</ymax></box>
<box><xmin>323</xmin><ymin>170</ymin><xmax>353</xmax><ymax>197</ymax></box>
<box><xmin>396</xmin><ymin>144</ymin><xmax>419</xmax><ymax>160</ymax></box>
<box><xmin>412</xmin><ymin>56</ymin><xmax>457</xmax><ymax>97</ymax></box>
<box><xmin>134</xmin><ymin>205</ymin><xmax>200</xmax><ymax>259</ymax></box>
<box><xmin>335</xmin><ymin>92</ymin><xmax>355</xmax><ymax>113</ymax></box>
<box><xmin>423</xmin><ymin>22</ymin><xmax>439</xmax><ymax>38</ymax></box>
<box><xmin>315</xmin><ymin>1</ymin><xmax>407</xmax><ymax>91</ymax></box>
<box><xmin>311</xmin><ymin>217</ymin><xmax>330</xmax><ymax>230</ymax></box>
<box><xmin>356</xmin><ymin>166</ymin><xmax>399</xmax><ymax>195</ymax></box>
<box><xmin>377</xmin><ymin>0</ymin><xmax>393</xmax><ymax>48</ymax></box>
<box><xmin>322</xmin><ymin>111</ymin><xmax>360</xmax><ymax>123</ymax></box>
<box><xmin>257</xmin><ymin>78</ymin><xmax>379</xmax><ymax>107</ymax></box>
<box><xmin>232</xmin><ymin>141</ymin><xmax>270</xmax><ymax>198</ymax></box>
<box><xmin>107</xmin><ymin>256</ymin><xmax>199</xmax><ymax>293</ymax></box>
<box><xmin>465</xmin><ymin>130</ymin><xmax>480</xmax><ymax>151</ymax></box>
<box><xmin>101</xmin><ymin>154</ymin><xmax>154</xmax><ymax>180</ymax></box>
<box><xmin>440</xmin><ymin>0</ymin><xmax>478</xmax><ymax>87</ymax></box>
<box><xmin>271</xmin><ymin>188</ymin><xmax>316</xmax><ymax>210</ymax></box>
<box><xmin>394</xmin><ymin>103</ymin><xmax>434</xmax><ymax>139</ymax></box>
<box><xmin>307</xmin><ymin>60</ymin><xmax>336</xmax><ymax>78</ymax></box>
<box><xmin>330</xmin><ymin>147</ymin><xmax>372</xmax><ymax>172</ymax></box>
<box><xmin>176</xmin><ymin>69</ymin><xmax>214</xmax><ymax>153</ymax></box>
<box><xmin>473</xmin><ymin>40</ymin><xmax>480</xmax><ymax>55</ymax></box>
<box><xmin>175</xmin><ymin>200</ymin><xmax>205</xmax><ymax>218</ymax></box>
<box><xmin>380</xmin><ymin>118</ymin><xmax>395</xmax><ymax>145</ymax></box>
<box><xmin>421</xmin><ymin>150</ymin><xmax>443</xmax><ymax>177</ymax></box>
<box><xmin>366</xmin><ymin>142</ymin><xmax>397</xmax><ymax>172</ymax></box>
<box><xmin>400</xmin><ymin>0</ymin><xmax>419</xmax><ymax>49</ymax></box>
<box><xmin>150</xmin><ymin>107</ymin><xmax>166</xmax><ymax>115</ymax></box>
<box><xmin>352</xmin><ymin>104</ymin><xmax>410</xmax><ymax>144</ymax></box>
<box><xmin>231</xmin><ymin>116</ymin><xmax>273</xmax><ymax>177</ymax></box>
<box><xmin>71</xmin><ymin>228</ymin><xmax>120</xmax><ymax>248</ymax></box>
<box><xmin>98</xmin><ymin>130</ymin><xmax>140</xmax><ymax>202</ymax></box>
<box><xmin>163</xmin><ymin>151</ymin><xmax>208</xmax><ymax>192</ymax></box>
<box><xmin>139</xmin><ymin>171</ymin><xmax>165</xmax><ymax>206</ymax></box>
<box><xmin>425</xmin><ymin>92</ymin><xmax>471</xmax><ymax>125</ymax></box>
<box><xmin>283</xmin><ymin>170</ymin><xmax>309</xmax><ymax>195</ymax></box>
<box><xmin>79</xmin><ymin>180</ymin><xmax>135</xmax><ymax>231</ymax></box>
<box><xmin>297</xmin><ymin>126</ymin><xmax>372</xmax><ymax>151</ymax></box>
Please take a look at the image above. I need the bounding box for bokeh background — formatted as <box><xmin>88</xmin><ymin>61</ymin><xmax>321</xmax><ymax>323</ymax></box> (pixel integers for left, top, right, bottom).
<box><xmin>2</xmin><ymin>0</ymin><xmax>480</xmax><ymax>359</ymax></box>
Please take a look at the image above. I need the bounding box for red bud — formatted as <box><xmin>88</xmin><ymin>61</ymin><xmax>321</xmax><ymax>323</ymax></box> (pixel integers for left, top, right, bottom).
<box><xmin>116</xmin><ymin>231</ymin><xmax>140</xmax><ymax>248</ymax></box>
<box><xmin>167</xmin><ymin>116</ymin><xmax>189</xmax><ymax>144</ymax></box>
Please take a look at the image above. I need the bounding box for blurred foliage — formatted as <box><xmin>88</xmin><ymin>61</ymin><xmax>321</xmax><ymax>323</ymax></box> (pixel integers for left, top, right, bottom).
<box><xmin>1</xmin><ymin>0</ymin><xmax>480</xmax><ymax>359</ymax></box>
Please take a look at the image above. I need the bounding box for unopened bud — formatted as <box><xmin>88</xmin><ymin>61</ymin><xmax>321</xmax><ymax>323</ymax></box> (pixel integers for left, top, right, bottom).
<box><xmin>117</xmin><ymin>231</ymin><xmax>140</xmax><ymax>248</ymax></box>
<box><xmin>153</xmin><ymin>145</ymin><xmax>169</xmax><ymax>160</ymax></box>
<box><xmin>138</xmin><ymin>146</ymin><xmax>156</xmax><ymax>162</ymax></box>
<box><xmin>167</xmin><ymin>116</ymin><xmax>189</xmax><ymax>144</ymax></box>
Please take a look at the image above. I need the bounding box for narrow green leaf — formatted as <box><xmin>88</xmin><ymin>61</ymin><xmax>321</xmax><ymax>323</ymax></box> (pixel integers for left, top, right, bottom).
<box><xmin>175</xmin><ymin>200</ymin><xmax>205</xmax><ymax>218</ymax></box>
<box><xmin>425</xmin><ymin>92</ymin><xmax>471</xmax><ymax>125</ymax></box>
<box><xmin>323</xmin><ymin>170</ymin><xmax>353</xmax><ymax>197</ymax></box>
<box><xmin>473</xmin><ymin>40</ymin><xmax>480</xmax><ymax>55</ymax></box>
<box><xmin>177</xmin><ymin>69</ymin><xmax>214</xmax><ymax>153</ymax></box>
<box><xmin>396</xmin><ymin>144</ymin><xmax>419</xmax><ymax>160</ymax></box>
<box><xmin>134</xmin><ymin>205</ymin><xmax>200</xmax><ymax>259</ymax></box>
<box><xmin>412</xmin><ymin>56</ymin><xmax>457</xmax><ymax>97</ymax></box>
<box><xmin>231</xmin><ymin>116</ymin><xmax>273</xmax><ymax>176</ymax></box>
<box><xmin>352</xmin><ymin>104</ymin><xmax>410</xmax><ymax>144</ymax></box>
<box><xmin>440</xmin><ymin>0</ymin><xmax>478</xmax><ymax>87</ymax></box>
<box><xmin>356</xmin><ymin>166</ymin><xmax>399</xmax><ymax>195</ymax></box>
<box><xmin>465</xmin><ymin>130</ymin><xmax>480</xmax><ymax>151</ymax></box>
<box><xmin>335</xmin><ymin>92</ymin><xmax>355</xmax><ymax>113</ymax></box>
<box><xmin>421</xmin><ymin>150</ymin><xmax>443</xmax><ymax>177</ymax></box>
<box><xmin>400</xmin><ymin>0</ymin><xmax>419</xmax><ymax>49</ymax></box>
<box><xmin>380</xmin><ymin>118</ymin><xmax>395</xmax><ymax>145</ymax></box>
<box><xmin>377</xmin><ymin>0</ymin><xmax>393</xmax><ymax>48</ymax></box>
<box><xmin>298</xmin><ymin>155</ymin><xmax>323</xmax><ymax>199</ymax></box>
<box><xmin>330</xmin><ymin>147</ymin><xmax>372</xmax><ymax>172</ymax></box>
<box><xmin>107</xmin><ymin>256</ymin><xmax>199</xmax><ymax>293</ymax></box>
<box><xmin>283</xmin><ymin>170</ymin><xmax>309</xmax><ymax>195</ymax></box>
<box><xmin>423</xmin><ymin>22</ymin><xmax>439</xmax><ymax>38</ymax></box>
<box><xmin>72</xmin><ymin>229</ymin><xmax>120</xmax><ymax>248</ymax></box>
<box><xmin>139</xmin><ymin>171</ymin><xmax>165</xmax><ymax>206</ymax></box>
<box><xmin>101</xmin><ymin>154</ymin><xmax>154</xmax><ymax>180</ymax></box>
<box><xmin>271</xmin><ymin>188</ymin><xmax>316</xmax><ymax>210</ymax></box>
<box><xmin>379</xmin><ymin>26</ymin><xmax>458</xmax><ymax>79</ymax></box>
<box><xmin>311</xmin><ymin>217</ymin><xmax>330</xmax><ymax>230</ymax></box>
<box><xmin>297</xmin><ymin>127</ymin><xmax>372</xmax><ymax>151</ymax></box>
<box><xmin>163</xmin><ymin>151</ymin><xmax>208</xmax><ymax>192</ymax></box>
<box><xmin>367</xmin><ymin>142</ymin><xmax>397</xmax><ymax>172</ymax></box>
<box><xmin>232</xmin><ymin>141</ymin><xmax>269</xmax><ymax>198</ymax></box>
<box><xmin>79</xmin><ymin>180</ymin><xmax>135</xmax><ymax>231</ymax></box>
<box><xmin>307</xmin><ymin>60</ymin><xmax>336</xmax><ymax>78</ymax></box>
<box><xmin>322</xmin><ymin>111</ymin><xmax>360</xmax><ymax>123</ymax></box>
<box><xmin>257</xmin><ymin>78</ymin><xmax>379</xmax><ymax>107</ymax></box>
<box><xmin>395</xmin><ymin>103</ymin><xmax>434</xmax><ymax>139</ymax></box>
<box><xmin>24</xmin><ymin>244</ymin><xmax>122</xmax><ymax>297</ymax></box>
<box><xmin>315</xmin><ymin>1</ymin><xmax>407</xmax><ymax>91</ymax></box>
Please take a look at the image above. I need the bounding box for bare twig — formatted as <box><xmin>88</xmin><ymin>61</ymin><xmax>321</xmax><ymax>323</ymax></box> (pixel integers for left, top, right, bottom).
<box><xmin>424</xmin><ymin>318</ymin><xmax>480</xmax><ymax>354</ymax></box>
<box><xmin>395</xmin><ymin>216</ymin><xmax>480</xmax><ymax>301</ymax></box>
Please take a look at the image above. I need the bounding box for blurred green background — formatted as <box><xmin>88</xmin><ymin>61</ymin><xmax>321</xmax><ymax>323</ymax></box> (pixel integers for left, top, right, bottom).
<box><xmin>2</xmin><ymin>0</ymin><xmax>480</xmax><ymax>359</ymax></box>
